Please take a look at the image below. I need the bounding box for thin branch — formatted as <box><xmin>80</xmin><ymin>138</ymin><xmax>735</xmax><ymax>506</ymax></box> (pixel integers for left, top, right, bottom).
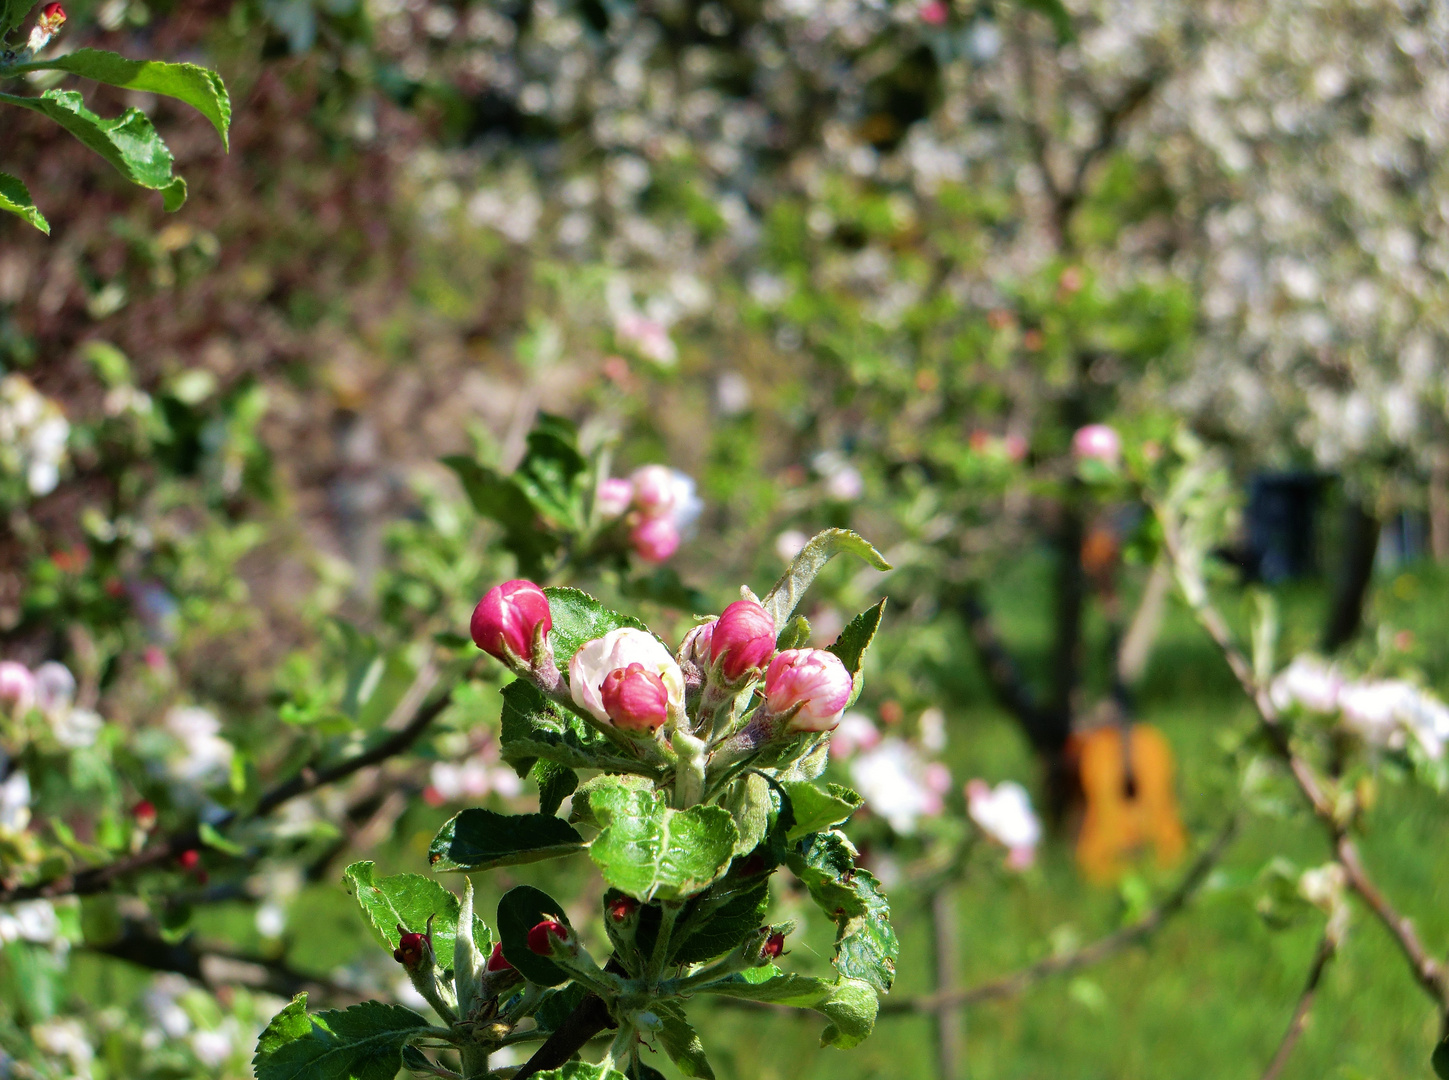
<box><xmin>880</xmin><ymin>815</ymin><xmax>1235</xmax><ymax>1014</ymax></box>
<box><xmin>954</xmin><ymin>585</ymin><xmax>1044</xmax><ymax>739</ymax></box>
<box><xmin>1158</xmin><ymin>517</ymin><xmax>1449</xmax><ymax>1010</ymax></box>
<box><xmin>1259</xmin><ymin>933</ymin><xmax>1336</xmax><ymax>1080</ymax></box>
<box><xmin>0</xmin><ymin>662</ymin><xmax>464</xmax><ymax>904</ymax></box>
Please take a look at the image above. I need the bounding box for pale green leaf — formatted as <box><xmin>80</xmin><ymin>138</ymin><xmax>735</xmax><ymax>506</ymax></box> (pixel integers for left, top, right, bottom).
<box><xmin>701</xmin><ymin>970</ymin><xmax>879</xmax><ymax>1049</ymax></box>
<box><xmin>0</xmin><ymin>172</ymin><xmax>48</xmax><ymax>233</ymax></box>
<box><xmin>588</xmin><ymin>784</ymin><xmax>738</xmax><ymax>901</ymax></box>
<box><xmin>826</xmin><ymin>599</ymin><xmax>886</xmax><ymax>707</ymax></box>
<box><xmin>761</xmin><ymin>529</ymin><xmax>891</xmax><ymax>628</ymax></box>
<box><xmin>542</xmin><ymin>586</ymin><xmax>648</xmax><ymax>664</ymax></box>
<box><xmin>656</xmin><ymin>1002</ymin><xmax>714</xmax><ymax>1079</ymax></box>
<box><xmin>530</xmin><ymin>1064</ymin><xmax>629</xmax><ymax>1080</ymax></box>
<box><xmin>0</xmin><ymin>89</ymin><xmax>187</xmax><ymax>210</ymax></box>
<box><xmin>781</xmin><ymin>781</ymin><xmax>862</xmax><ymax>841</ymax></box>
<box><xmin>342</xmin><ymin>861</ymin><xmax>489</xmax><ymax>970</ymax></box>
<box><xmin>16</xmin><ymin>49</ymin><xmax>230</xmax><ymax>146</ymax></box>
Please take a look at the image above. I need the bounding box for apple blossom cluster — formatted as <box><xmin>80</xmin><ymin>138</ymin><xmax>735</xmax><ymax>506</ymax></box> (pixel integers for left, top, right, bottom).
<box><xmin>594</xmin><ymin>464</ymin><xmax>704</xmax><ymax>563</ymax></box>
<box><xmin>472</xmin><ymin>581</ymin><xmax>852</xmax><ymax>749</ymax></box>
<box><xmin>966</xmin><ymin>780</ymin><xmax>1044</xmax><ymax>871</ymax></box>
<box><xmin>0</xmin><ymin>658</ymin><xmax>99</xmax><ymax>749</ymax></box>
<box><xmin>0</xmin><ymin>374</ymin><xmax>70</xmax><ymax>498</ymax></box>
<box><xmin>829</xmin><ymin>709</ymin><xmax>951</xmax><ymax>837</ymax></box>
<box><xmin>1270</xmin><ymin>655</ymin><xmax>1449</xmax><ymax>760</ymax></box>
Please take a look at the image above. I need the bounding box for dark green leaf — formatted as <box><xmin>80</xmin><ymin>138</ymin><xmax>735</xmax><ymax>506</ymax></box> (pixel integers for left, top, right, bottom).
<box><xmin>0</xmin><ymin>90</ymin><xmax>187</xmax><ymax>210</ymax></box>
<box><xmin>1434</xmin><ymin>1034</ymin><xmax>1449</xmax><ymax>1079</ymax></box>
<box><xmin>500</xmin><ymin>679</ymin><xmax>642</xmax><ymax>776</ymax></box>
<box><xmin>17</xmin><ymin>49</ymin><xmax>230</xmax><ymax>145</ymax></box>
<box><xmin>588</xmin><ymin>784</ymin><xmax>738</xmax><ymax>901</ymax></box>
<box><xmin>827</xmin><ymin>599</ymin><xmax>886</xmax><ymax>706</ymax></box>
<box><xmin>761</xmin><ymin>529</ymin><xmax>891</xmax><ymax>628</ymax></box>
<box><xmin>442</xmin><ymin>455</ymin><xmax>556</xmax><ymax>578</ymax></box>
<box><xmin>497</xmin><ymin>885</ymin><xmax>573</xmax><ymax>986</ymax></box>
<box><xmin>252</xmin><ymin>995</ymin><xmax>431</xmax><ymax>1080</ymax></box>
<box><xmin>342</xmin><ymin>861</ymin><xmax>489</xmax><ymax>970</ymax></box>
<box><xmin>1</xmin><ymin>0</ymin><xmax>32</xmax><ymax>37</ymax></box>
<box><xmin>531</xmin><ymin>983</ymin><xmax>590</xmax><ymax>1035</ymax></box>
<box><xmin>669</xmin><ymin>882</ymin><xmax>770</xmax><ymax>966</ymax></box>
<box><xmin>543</xmin><ymin>586</ymin><xmax>648</xmax><ymax>665</ymax></box>
<box><xmin>1017</xmin><ymin>0</ymin><xmax>1075</xmax><ymax>43</ymax></box>
<box><xmin>0</xmin><ymin>172</ymin><xmax>48</xmax><ymax>234</ymax></box>
<box><xmin>513</xmin><ymin>425</ymin><xmax>587</xmax><ymax>530</ymax></box>
<box><xmin>781</xmin><ymin>781</ymin><xmax>862</xmax><ymax>841</ymax></box>
<box><xmin>427</xmin><ymin>808</ymin><xmax>584</xmax><ymax>873</ymax></box>
<box><xmin>655</xmin><ymin>1002</ymin><xmax>714</xmax><ymax>1079</ymax></box>
<box><xmin>531</xmin><ymin>1064</ymin><xmax>629</xmax><ymax>1080</ymax></box>
<box><xmin>786</xmin><ymin>832</ymin><xmax>897</xmax><ymax>993</ymax></box>
<box><xmin>775</xmin><ymin>615</ymin><xmax>811</xmax><ymax>652</ymax></box>
<box><xmin>532</xmin><ymin>759</ymin><xmax>579</xmax><ymax>816</ymax></box>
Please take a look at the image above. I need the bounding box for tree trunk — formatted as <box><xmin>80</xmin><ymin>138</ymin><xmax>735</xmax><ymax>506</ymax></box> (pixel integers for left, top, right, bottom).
<box><xmin>930</xmin><ymin>889</ymin><xmax>964</xmax><ymax>1080</ymax></box>
<box><xmin>1322</xmin><ymin>500</ymin><xmax>1380</xmax><ymax>653</ymax></box>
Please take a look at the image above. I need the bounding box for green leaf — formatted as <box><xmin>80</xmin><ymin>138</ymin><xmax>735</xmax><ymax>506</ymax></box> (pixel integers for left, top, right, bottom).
<box><xmin>1</xmin><ymin>0</ymin><xmax>32</xmax><ymax>37</ymax></box>
<box><xmin>761</xmin><ymin>529</ymin><xmax>891</xmax><ymax>629</ymax></box>
<box><xmin>0</xmin><ymin>90</ymin><xmax>187</xmax><ymax>210</ymax></box>
<box><xmin>721</xmin><ymin>773</ymin><xmax>772</xmax><ymax>857</ymax></box>
<box><xmin>252</xmin><ymin>995</ymin><xmax>431</xmax><ymax>1080</ymax></box>
<box><xmin>702</xmin><ymin>970</ymin><xmax>879</xmax><ymax>1049</ymax></box>
<box><xmin>530</xmin><ymin>1064</ymin><xmax>629</xmax><ymax>1080</ymax></box>
<box><xmin>342</xmin><ymin>862</ymin><xmax>489</xmax><ymax>970</ymax></box>
<box><xmin>531</xmin><ymin>983</ymin><xmax>590</xmax><ymax>1036</ymax></box>
<box><xmin>827</xmin><ymin>599</ymin><xmax>886</xmax><ymax>706</ymax></box>
<box><xmin>532</xmin><ymin>759</ymin><xmax>579</xmax><ymax>816</ymax></box>
<box><xmin>786</xmin><ymin>832</ymin><xmax>898</xmax><ymax>993</ymax></box>
<box><xmin>588</xmin><ymin>785</ymin><xmax>739</xmax><ymax>902</ymax></box>
<box><xmin>775</xmin><ymin>615</ymin><xmax>811</xmax><ymax>652</ymax></box>
<box><xmin>513</xmin><ymin>422</ymin><xmax>587</xmax><ymax>530</ymax></box>
<box><xmin>0</xmin><ymin>172</ymin><xmax>48</xmax><ymax>233</ymax></box>
<box><xmin>198</xmin><ymin>821</ymin><xmax>245</xmax><ymax>856</ymax></box>
<box><xmin>499</xmin><ymin>679</ymin><xmax>644</xmax><ymax>776</ymax></box>
<box><xmin>655</xmin><ymin>1002</ymin><xmax>714</xmax><ymax>1079</ymax></box>
<box><xmin>1434</xmin><ymin>1034</ymin><xmax>1449</xmax><ymax>1080</ymax></box>
<box><xmin>543</xmin><ymin>586</ymin><xmax>648</xmax><ymax>665</ymax></box>
<box><xmin>497</xmin><ymin>885</ymin><xmax>573</xmax><ymax>985</ymax></box>
<box><xmin>669</xmin><ymin>882</ymin><xmax>770</xmax><ymax>966</ymax></box>
<box><xmin>427</xmin><ymin>808</ymin><xmax>584</xmax><ymax>873</ymax></box>
<box><xmin>17</xmin><ymin>50</ymin><xmax>231</xmax><ymax>146</ymax></box>
<box><xmin>781</xmin><ymin>782</ymin><xmax>862</xmax><ymax>841</ymax></box>
<box><xmin>442</xmin><ymin>455</ymin><xmax>556</xmax><ymax>578</ymax></box>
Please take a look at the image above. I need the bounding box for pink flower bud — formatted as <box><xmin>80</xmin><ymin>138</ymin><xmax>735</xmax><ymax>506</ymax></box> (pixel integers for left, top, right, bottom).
<box><xmin>1071</xmin><ymin>424</ymin><xmax>1121</xmax><ymax>466</ymax></box>
<box><xmin>601</xmin><ymin>662</ymin><xmax>670</xmax><ymax>731</ymax></box>
<box><xmin>708</xmin><ymin>600</ymin><xmax>775</xmax><ymax>681</ymax></box>
<box><xmin>486</xmin><ymin>942</ymin><xmax>513</xmax><ymax>972</ymax></box>
<box><xmin>630</xmin><ymin>515</ymin><xmax>680</xmax><ymax>563</ymax></box>
<box><xmin>470</xmin><ymin>580</ymin><xmax>552</xmax><ymax>662</ymax></box>
<box><xmin>596</xmin><ymin>477</ymin><xmax>633</xmax><ymax>518</ymax></box>
<box><xmin>680</xmin><ymin>620</ymin><xmax>715</xmax><ymax>665</ymax></box>
<box><xmin>920</xmin><ymin>0</ymin><xmax>948</xmax><ymax>24</ymax></box>
<box><xmin>630</xmin><ymin>465</ymin><xmax>678</xmax><ymax>514</ymax></box>
<box><xmin>527</xmin><ymin>919</ymin><xmax>568</xmax><ymax>955</ymax></box>
<box><xmin>764</xmin><ymin>649</ymin><xmax>852</xmax><ymax>732</ymax></box>
<box><xmin>0</xmin><ymin>662</ymin><xmax>36</xmax><ymax>716</ymax></box>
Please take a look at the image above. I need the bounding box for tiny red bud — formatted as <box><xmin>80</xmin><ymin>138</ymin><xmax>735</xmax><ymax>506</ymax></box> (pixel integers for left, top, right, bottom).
<box><xmin>607</xmin><ymin>896</ymin><xmax>639</xmax><ymax>922</ymax></box>
<box><xmin>601</xmin><ymin>662</ymin><xmax>670</xmax><ymax>731</ymax></box>
<box><xmin>527</xmin><ymin>918</ymin><xmax>568</xmax><ymax>955</ymax></box>
<box><xmin>762</xmin><ymin>931</ymin><xmax>787</xmax><ymax>959</ymax></box>
<box><xmin>709</xmin><ymin>600</ymin><xmax>776</xmax><ymax>681</ymax></box>
<box><xmin>176</xmin><ymin>849</ymin><xmax>200</xmax><ymax>871</ymax></box>
<box><xmin>394</xmin><ymin>930</ymin><xmax>427</xmax><ymax>967</ymax></box>
<box><xmin>486</xmin><ymin>941</ymin><xmax>514</xmax><ymax>972</ymax></box>
<box><xmin>133</xmin><ymin>800</ymin><xmax>157</xmax><ymax>830</ymax></box>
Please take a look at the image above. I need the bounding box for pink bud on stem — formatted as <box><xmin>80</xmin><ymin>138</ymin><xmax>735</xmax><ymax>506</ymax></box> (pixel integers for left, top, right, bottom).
<box><xmin>709</xmin><ymin>600</ymin><xmax>776</xmax><ymax>681</ymax></box>
<box><xmin>601</xmin><ymin>663</ymin><xmax>670</xmax><ymax>731</ymax></box>
<box><xmin>764</xmin><ymin>649</ymin><xmax>853</xmax><ymax>732</ymax></box>
<box><xmin>470</xmin><ymin>580</ymin><xmax>552</xmax><ymax>663</ymax></box>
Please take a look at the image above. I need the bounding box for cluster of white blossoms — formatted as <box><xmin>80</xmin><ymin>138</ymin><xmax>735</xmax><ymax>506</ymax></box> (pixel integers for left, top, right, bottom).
<box><xmin>594</xmin><ymin>463</ymin><xmax>704</xmax><ymax>564</ymax></box>
<box><xmin>0</xmin><ymin>375</ymin><xmax>69</xmax><ymax>498</ymax></box>
<box><xmin>0</xmin><ymin>658</ymin><xmax>100</xmax><ymax>748</ymax></box>
<box><xmin>1271</xmin><ymin>655</ymin><xmax>1449</xmax><ymax>759</ymax></box>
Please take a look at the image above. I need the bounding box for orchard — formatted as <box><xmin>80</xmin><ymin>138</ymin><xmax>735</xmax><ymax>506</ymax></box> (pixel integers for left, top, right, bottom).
<box><xmin>3</xmin><ymin>0</ymin><xmax>1449</xmax><ymax>1078</ymax></box>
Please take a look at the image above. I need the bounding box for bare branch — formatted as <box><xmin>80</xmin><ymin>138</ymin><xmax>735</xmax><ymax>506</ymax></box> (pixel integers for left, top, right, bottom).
<box><xmin>1259</xmin><ymin>934</ymin><xmax>1336</xmax><ymax>1080</ymax></box>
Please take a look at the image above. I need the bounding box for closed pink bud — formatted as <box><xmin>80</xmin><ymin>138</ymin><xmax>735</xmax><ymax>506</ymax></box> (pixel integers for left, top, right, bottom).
<box><xmin>527</xmin><ymin>919</ymin><xmax>569</xmax><ymax>955</ymax></box>
<box><xmin>470</xmin><ymin>580</ymin><xmax>552</xmax><ymax>662</ymax></box>
<box><xmin>596</xmin><ymin>477</ymin><xmax>633</xmax><ymax>518</ymax></box>
<box><xmin>1071</xmin><ymin>424</ymin><xmax>1121</xmax><ymax>466</ymax></box>
<box><xmin>764</xmin><ymin>649</ymin><xmax>852</xmax><ymax>732</ymax></box>
<box><xmin>601</xmin><ymin>663</ymin><xmax>670</xmax><ymax>731</ymax></box>
<box><xmin>680</xmin><ymin>620</ymin><xmax>715</xmax><ymax>665</ymax></box>
<box><xmin>630</xmin><ymin>515</ymin><xmax>680</xmax><ymax>563</ymax></box>
<box><xmin>0</xmin><ymin>662</ymin><xmax>36</xmax><ymax>716</ymax></box>
<box><xmin>630</xmin><ymin>465</ymin><xmax>677</xmax><ymax>514</ymax></box>
<box><xmin>710</xmin><ymin>600</ymin><xmax>776</xmax><ymax>681</ymax></box>
<box><xmin>920</xmin><ymin>0</ymin><xmax>948</xmax><ymax>24</ymax></box>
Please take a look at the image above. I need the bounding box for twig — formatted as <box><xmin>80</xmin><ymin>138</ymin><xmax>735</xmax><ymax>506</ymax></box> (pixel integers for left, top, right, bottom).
<box><xmin>1158</xmin><ymin>517</ymin><xmax>1449</xmax><ymax>1010</ymax></box>
<box><xmin>0</xmin><ymin>664</ymin><xmax>464</xmax><ymax>904</ymax></box>
<box><xmin>930</xmin><ymin>889</ymin><xmax>965</xmax><ymax>1079</ymax></box>
<box><xmin>1259</xmin><ymin>934</ymin><xmax>1336</xmax><ymax>1080</ymax></box>
<box><xmin>880</xmin><ymin>816</ymin><xmax>1235</xmax><ymax>1014</ymax></box>
<box><xmin>954</xmin><ymin>585</ymin><xmax>1044</xmax><ymax>741</ymax></box>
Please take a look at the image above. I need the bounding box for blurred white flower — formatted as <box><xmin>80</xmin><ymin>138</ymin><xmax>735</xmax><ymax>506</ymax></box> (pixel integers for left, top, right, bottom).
<box><xmin>33</xmin><ymin>661</ymin><xmax>76</xmax><ymax>717</ymax></box>
<box><xmin>849</xmin><ymin>738</ymin><xmax>946</xmax><ymax>835</ymax></box>
<box><xmin>1270</xmin><ymin>656</ymin><xmax>1343</xmax><ymax>714</ymax></box>
<box><xmin>144</xmin><ymin>974</ymin><xmax>193</xmax><ymax>1039</ymax></box>
<box><xmin>918</xmin><ymin>707</ymin><xmax>947</xmax><ymax>752</ymax></box>
<box><xmin>165</xmin><ymin>706</ymin><xmax>235</xmax><ymax>785</ymax></box>
<box><xmin>428</xmin><ymin>756</ymin><xmax>523</xmax><ymax>802</ymax></box>
<box><xmin>774</xmin><ymin>529</ymin><xmax>809</xmax><ymax>562</ymax></box>
<box><xmin>0</xmin><ymin>770</ymin><xmax>30</xmax><ymax>831</ymax></box>
<box><xmin>829</xmin><ymin>711</ymin><xmax>882</xmax><ymax>759</ymax></box>
<box><xmin>0</xmin><ymin>662</ymin><xmax>36</xmax><ymax>716</ymax></box>
<box><xmin>966</xmin><ymin>779</ymin><xmax>1041</xmax><ymax>869</ymax></box>
<box><xmin>53</xmin><ymin>707</ymin><xmax>103</xmax><ymax>750</ymax></box>
<box><xmin>0</xmin><ymin>900</ymin><xmax>57</xmax><ymax>943</ymax></box>
<box><xmin>615</xmin><ymin>311</ymin><xmax>678</xmax><ymax>366</ymax></box>
<box><xmin>715</xmin><ymin>371</ymin><xmax>751</xmax><ymax>416</ymax></box>
<box><xmin>32</xmin><ymin>1018</ymin><xmax>93</xmax><ymax>1078</ymax></box>
<box><xmin>0</xmin><ymin>375</ymin><xmax>69</xmax><ymax>497</ymax></box>
<box><xmin>190</xmin><ymin>1026</ymin><xmax>235</xmax><ymax>1067</ymax></box>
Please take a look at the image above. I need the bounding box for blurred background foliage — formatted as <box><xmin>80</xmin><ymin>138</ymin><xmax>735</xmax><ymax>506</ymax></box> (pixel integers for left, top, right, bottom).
<box><xmin>4</xmin><ymin>0</ymin><xmax>1449</xmax><ymax>1076</ymax></box>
